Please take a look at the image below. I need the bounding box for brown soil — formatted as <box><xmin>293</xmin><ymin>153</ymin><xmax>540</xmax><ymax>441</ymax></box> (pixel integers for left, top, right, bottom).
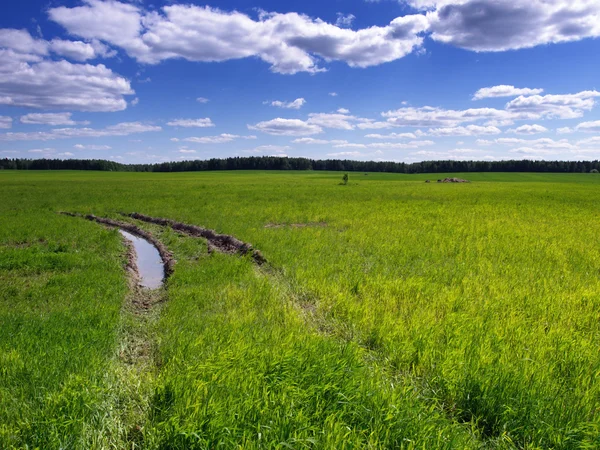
<box><xmin>126</xmin><ymin>212</ymin><xmax>266</xmax><ymax>265</ymax></box>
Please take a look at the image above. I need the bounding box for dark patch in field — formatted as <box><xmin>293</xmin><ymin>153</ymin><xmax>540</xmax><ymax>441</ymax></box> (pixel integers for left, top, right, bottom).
<box><xmin>265</xmin><ymin>222</ymin><xmax>328</xmax><ymax>229</ymax></box>
<box><xmin>126</xmin><ymin>212</ymin><xmax>266</xmax><ymax>265</ymax></box>
<box><xmin>438</xmin><ymin>177</ymin><xmax>470</xmax><ymax>183</ymax></box>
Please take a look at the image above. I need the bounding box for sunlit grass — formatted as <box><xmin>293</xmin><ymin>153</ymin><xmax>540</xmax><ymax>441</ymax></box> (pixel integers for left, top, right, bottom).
<box><xmin>1</xmin><ymin>170</ymin><xmax>600</xmax><ymax>448</ymax></box>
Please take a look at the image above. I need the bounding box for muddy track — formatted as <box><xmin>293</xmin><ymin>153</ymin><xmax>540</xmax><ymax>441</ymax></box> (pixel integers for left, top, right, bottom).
<box><xmin>126</xmin><ymin>212</ymin><xmax>266</xmax><ymax>265</ymax></box>
<box><xmin>60</xmin><ymin>212</ymin><xmax>175</xmax><ymax>280</ymax></box>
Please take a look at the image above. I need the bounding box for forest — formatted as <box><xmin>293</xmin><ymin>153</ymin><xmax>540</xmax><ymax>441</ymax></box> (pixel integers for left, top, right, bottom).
<box><xmin>2</xmin><ymin>157</ymin><xmax>600</xmax><ymax>174</ymax></box>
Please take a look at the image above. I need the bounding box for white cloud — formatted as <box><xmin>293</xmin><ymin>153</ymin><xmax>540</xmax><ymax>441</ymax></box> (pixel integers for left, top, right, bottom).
<box><xmin>0</xmin><ymin>116</ymin><xmax>12</xmax><ymax>129</ymax></box>
<box><xmin>0</xmin><ymin>29</ymin><xmax>48</xmax><ymax>55</ymax></box>
<box><xmin>246</xmin><ymin>145</ymin><xmax>292</xmax><ymax>153</ymax></box>
<box><xmin>473</xmin><ymin>85</ymin><xmax>544</xmax><ymax>100</ymax></box>
<box><xmin>57</xmin><ymin>152</ymin><xmax>75</xmax><ymax>157</ymax></box>
<box><xmin>0</xmin><ymin>28</ymin><xmax>113</xmax><ymax>61</ymax></box>
<box><xmin>49</xmin><ymin>39</ymin><xmax>105</xmax><ymax>61</ymax></box>
<box><xmin>557</xmin><ymin>127</ymin><xmax>574</xmax><ymax>134</ymax></box>
<box><xmin>382</xmin><ymin>106</ymin><xmax>515</xmax><ymax>127</ymax></box>
<box><xmin>182</xmin><ymin>133</ymin><xmax>255</xmax><ymax>144</ymax></box>
<box><xmin>507</xmin><ymin>124</ymin><xmax>548</xmax><ymax>135</ymax></box>
<box><xmin>167</xmin><ymin>118</ymin><xmax>215</xmax><ymax>127</ymax></box>
<box><xmin>337</xmin><ymin>108</ymin><xmax>350</xmax><ymax>114</ymax></box>
<box><xmin>20</xmin><ymin>112</ymin><xmax>87</xmax><ymax>126</ymax></box>
<box><xmin>0</xmin><ymin>121</ymin><xmax>161</xmax><ymax>141</ymax></box>
<box><xmin>178</xmin><ymin>148</ymin><xmax>197</xmax><ymax>153</ymax></box>
<box><xmin>426</xmin><ymin>125</ymin><xmax>501</xmax><ymax>136</ymax></box>
<box><xmin>575</xmin><ymin>120</ymin><xmax>600</xmax><ymax>133</ymax></box>
<box><xmin>356</xmin><ymin>121</ymin><xmax>393</xmax><ymax>130</ymax></box>
<box><xmin>73</xmin><ymin>144</ymin><xmax>112</xmax><ymax>150</ymax></box>
<box><xmin>577</xmin><ymin>136</ymin><xmax>600</xmax><ymax>146</ymax></box>
<box><xmin>365</xmin><ymin>132</ymin><xmax>417</xmax><ymax>139</ymax></box>
<box><xmin>505</xmin><ymin>91</ymin><xmax>600</xmax><ymax>119</ymax></box>
<box><xmin>196</xmin><ymin>97</ymin><xmax>209</xmax><ymax>103</ymax></box>
<box><xmin>131</xmin><ymin>97</ymin><xmax>139</xmax><ymax>106</ymax></box>
<box><xmin>368</xmin><ymin>140</ymin><xmax>434</xmax><ymax>149</ymax></box>
<box><xmin>50</xmin><ymin>2</ymin><xmax>429</xmax><ymax>74</ymax></box>
<box><xmin>306</xmin><ymin>112</ymin><xmax>378</xmax><ymax>130</ymax></box>
<box><xmin>333</xmin><ymin>142</ymin><xmax>367</xmax><ymax>149</ymax></box>
<box><xmin>248</xmin><ymin>118</ymin><xmax>323</xmax><ymax>136</ymax></box>
<box><xmin>0</xmin><ymin>48</ymin><xmax>133</xmax><ymax>112</ymax></box>
<box><xmin>492</xmin><ymin>137</ymin><xmax>576</xmax><ymax>150</ymax></box>
<box><xmin>268</xmin><ymin>98</ymin><xmax>306</xmax><ymax>109</ymax></box>
<box><xmin>428</xmin><ymin>0</ymin><xmax>600</xmax><ymax>52</ymax></box>
<box><xmin>329</xmin><ymin>92</ymin><xmax>338</xmax><ymax>97</ymax></box>
<box><xmin>292</xmin><ymin>137</ymin><xmax>347</xmax><ymax>145</ymax></box>
<box><xmin>335</xmin><ymin>13</ymin><xmax>356</xmax><ymax>28</ymax></box>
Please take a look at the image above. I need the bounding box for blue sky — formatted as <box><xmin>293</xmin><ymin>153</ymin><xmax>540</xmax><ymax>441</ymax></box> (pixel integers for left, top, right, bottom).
<box><xmin>1</xmin><ymin>0</ymin><xmax>600</xmax><ymax>163</ymax></box>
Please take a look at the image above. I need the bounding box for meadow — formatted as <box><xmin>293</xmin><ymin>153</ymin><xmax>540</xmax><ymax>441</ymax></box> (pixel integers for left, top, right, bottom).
<box><xmin>1</xmin><ymin>170</ymin><xmax>600</xmax><ymax>449</ymax></box>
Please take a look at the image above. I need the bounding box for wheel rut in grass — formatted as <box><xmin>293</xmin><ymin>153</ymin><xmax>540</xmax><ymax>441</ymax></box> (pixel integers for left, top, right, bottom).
<box><xmin>125</xmin><ymin>212</ymin><xmax>266</xmax><ymax>264</ymax></box>
<box><xmin>61</xmin><ymin>212</ymin><xmax>172</xmax><ymax>446</ymax></box>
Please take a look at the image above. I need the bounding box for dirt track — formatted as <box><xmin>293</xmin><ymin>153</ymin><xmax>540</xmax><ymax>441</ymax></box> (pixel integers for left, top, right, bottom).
<box><xmin>60</xmin><ymin>212</ymin><xmax>175</xmax><ymax>280</ymax></box>
<box><xmin>127</xmin><ymin>212</ymin><xmax>266</xmax><ymax>265</ymax></box>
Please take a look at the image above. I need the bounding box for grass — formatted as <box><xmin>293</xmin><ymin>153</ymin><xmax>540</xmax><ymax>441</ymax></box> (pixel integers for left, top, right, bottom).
<box><xmin>1</xmin><ymin>170</ymin><xmax>600</xmax><ymax>448</ymax></box>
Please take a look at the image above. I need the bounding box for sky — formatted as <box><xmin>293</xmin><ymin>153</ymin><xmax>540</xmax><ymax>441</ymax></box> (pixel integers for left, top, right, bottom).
<box><xmin>1</xmin><ymin>0</ymin><xmax>600</xmax><ymax>164</ymax></box>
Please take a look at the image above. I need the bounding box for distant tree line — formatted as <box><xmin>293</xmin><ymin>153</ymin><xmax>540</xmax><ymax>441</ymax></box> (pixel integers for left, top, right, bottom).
<box><xmin>2</xmin><ymin>157</ymin><xmax>600</xmax><ymax>174</ymax></box>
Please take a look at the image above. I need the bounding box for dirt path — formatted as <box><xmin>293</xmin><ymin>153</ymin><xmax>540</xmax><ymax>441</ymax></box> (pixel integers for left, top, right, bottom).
<box><xmin>60</xmin><ymin>212</ymin><xmax>169</xmax><ymax>446</ymax></box>
<box><xmin>126</xmin><ymin>212</ymin><xmax>266</xmax><ymax>264</ymax></box>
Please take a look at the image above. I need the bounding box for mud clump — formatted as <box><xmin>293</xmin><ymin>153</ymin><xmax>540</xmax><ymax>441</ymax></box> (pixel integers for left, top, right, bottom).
<box><xmin>128</xmin><ymin>212</ymin><xmax>266</xmax><ymax>265</ymax></box>
<box><xmin>438</xmin><ymin>177</ymin><xmax>470</xmax><ymax>183</ymax></box>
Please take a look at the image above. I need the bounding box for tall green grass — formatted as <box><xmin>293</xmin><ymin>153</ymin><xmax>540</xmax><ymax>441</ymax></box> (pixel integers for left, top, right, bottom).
<box><xmin>1</xmin><ymin>170</ymin><xmax>600</xmax><ymax>448</ymax></box>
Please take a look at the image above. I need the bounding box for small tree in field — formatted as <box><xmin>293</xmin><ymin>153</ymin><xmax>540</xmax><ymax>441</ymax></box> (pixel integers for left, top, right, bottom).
<box><xmin>342</xmin><ymin>173</ymin><xmax>349</xmax><ymax>185</ymax></box>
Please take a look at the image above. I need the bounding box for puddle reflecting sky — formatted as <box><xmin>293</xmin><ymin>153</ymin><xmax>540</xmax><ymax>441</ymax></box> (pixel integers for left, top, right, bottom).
<box><xmin>119</xmin><ymin>230</ymin><xmax>164</xmax><ymax>289</ymax></box>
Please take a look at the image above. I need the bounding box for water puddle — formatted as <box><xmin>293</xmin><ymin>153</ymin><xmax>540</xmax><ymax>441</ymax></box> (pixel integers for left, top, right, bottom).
<box><xmin>119</xmin><ymin>230</ymin><xmax>164</xmax><ymax>289</ymax></box>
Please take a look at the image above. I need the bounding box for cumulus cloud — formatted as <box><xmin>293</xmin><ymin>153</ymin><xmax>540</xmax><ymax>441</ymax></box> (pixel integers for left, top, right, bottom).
<box><xmin>0</xmin><ymin>121</ymin><xmax>161</xmax><ymax>141</ymax></box>
<box><xmin>306</xmin><ymin>112</ymin><xmax>372</xmax><ymax>130</ymax></box>
<box><xmin>507</xmin><ymin>124</ymin><xmax>548</xmax><ymax>135</ymax></box>
<box><xmin>167</xmin><ymin>118</ymin><xmax>215</xmax><ymax>127</ymax></box>
<box><xmin>182</xmin><ymin>134</ymin><xmax>256</xmax><ymax>144</ymax></box>
<box><xmin>382</xmin><ymin>106</ymin><xmax>515</xmax><ymax>127</ymax></box>
<box><xmin>473</xmin><ymin>85</ymin><xmax>544</xmax><ymax>100</ymax></box>
<box><xmin>246</xmin><ymin>145</ymin><xmax>292</xmax><ymax>154</ymax></box>
<box><xmin>428</xmin><ymin>0</ymin><xmax>600</xmax><ymax>52</ymax></box>
<box><xmin>556</xmin><ymin>127</ymin><xmax>574</xmax><ymax>134</ymax></box>
<box><xmin>575</xmin><ymin>120</ymin><xmax>600</xmax><ymax>133</ymax></box>
<box><xmin>20</xmin><ymin>112</ymin><xmax>88</xmax><ymax>126</ymax></box>
<box><xmin>0</xmin><ymin>116</ymin><xmax>12</xmax><ymax>129</ymax></box>
<box><xmin>505</xmin><ymin>91</ymin><xmax>600</xmax><ymax>119</ymax></box>
<box><xmin>335</xmin><ymin>13</ymin><xmax>356</xmax><ymax>28</ymax></box>
<box><xmin>268</xmin><ymin>98</ymin><xmax>306</xmax><ymax>109</ymax></box>
<box><xmin>329</xmin><ymin>92</ymin><xmax>338</xmax><ymax>96</ymax></box>
<box><xmin>49</xmin><ymin>1</ymin><xmax>429</xmax><ymax>74</ymax></box>
<box><xmin>248</xmin><ymin>118</ymin><xmax>323</xmax><ymax>136</ymax></box>
<box><xmin>292</xmin><ymin>138</ymin><xmax>348</xmax><ymax>145</ymax></box>
<box><xmin>337</xmin><ymin>108</ymin><xmax>350</xmax><ymax>114</ymax></box>
<box><xmin>0</xmin><ymin>28</ymin><xmax>113</xmax><ymax>61</ymax></box>
<box><xmin>365</xmin><ymin>132</ymin><xmax>417</xmax><ymax>139</ymax></box>
<box><xmin>426</xmin><ymin>125</ymin><xmax>501</xmax><ymax>136</ymax></box>
<box><xmin>0</xmin><ymin>45</ymin><xmax>133</xmax><ymax>111</ymax></box>
<box><xmin>485</xmin><ymin>137</ymin><xmax>576</xmax><ymax>150</ymax></box>
<box><xmin>196</xmin><ymin>97</ymin><xmax>210</xmax><ymax>103</ymax></box>
<box><xmin>73</xmin><ymin>144</ymin><xmax>112</xmax><ymax>150</ymax></box>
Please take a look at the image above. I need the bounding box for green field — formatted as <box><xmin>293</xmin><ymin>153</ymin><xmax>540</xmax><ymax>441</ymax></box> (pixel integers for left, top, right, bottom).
<box><xmin>1</xmin><ymin>170</ymin><xmax>600</xmax><ymax>449</ymax></box>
